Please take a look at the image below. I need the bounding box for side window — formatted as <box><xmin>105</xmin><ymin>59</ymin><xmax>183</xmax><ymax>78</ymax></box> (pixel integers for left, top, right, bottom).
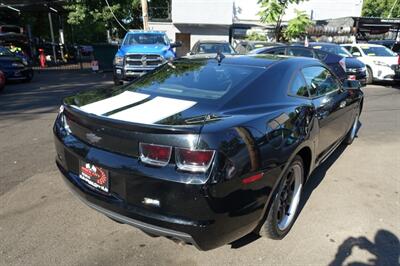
<box><xmin>350</xmin><ymin>46</ymin><xmax>362</xmax><ymax>56</ymax></box>
<box><xmin>289</xmin><ymin>73</ymin><xmax>309</xmax><ymax>97</ymax></box>
<box><xmin>288</xmin><ymin>48</ymin><xmax>314</xmax><ymax>58</ymax></box>
<box><xmin>301</xmin><ymin>66</ymin><xmax>340</xmax><ymax>97</ymax></box>
<box><xmin>315</xmin><ymin>50</ymin><xmax>328</xmax><ymax>61</ymax></box>
<box><xmin>263</xmin><ymin>48</ymin><xmax>285</xmax><ymax>55</ymax></box>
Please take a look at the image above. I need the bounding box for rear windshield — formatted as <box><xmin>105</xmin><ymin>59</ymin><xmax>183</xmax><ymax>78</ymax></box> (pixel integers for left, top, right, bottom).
<box><xmin>360</xmin><ymin>46</ymin><xmax>396</xmax><ymax>57</ymax></box>
<box><xmin>198</xmin><ymin>43</ymin><xmax>236</xmax><ymax>54</ymax></box>
<box><xmin>126</xmin><ymin>60</ymin><xmax>262</xmax><ymax>100</ymax></box>
<box><xmin>0</xmin><ymin>47</ymin><xmax>13</xmax><ymax>57</ymax></box>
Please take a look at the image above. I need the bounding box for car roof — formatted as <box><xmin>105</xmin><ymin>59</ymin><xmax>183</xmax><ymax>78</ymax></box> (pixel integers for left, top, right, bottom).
<box><xmin>309</xmin><ymin>42</ymin><xmax>340</xmax><ymax>46</ymax></box>
<box><xmin>182</xmin><ymin>54</ymin><xmax>320</xmax><ymax>68</ymax></box>
<box><xmin>127</xmin><ymin>30</ymin><xmax>165</xmax><ymax>34</ymax></box>
<box><xmin>341</xmin><ymin>43</ymin><xmax>385</xmax><ymax>47</ymax></box>
<box><xmin>195</xmin><ymin>40</ymin><xmax>230</xmax><ymax>44</ymax></box>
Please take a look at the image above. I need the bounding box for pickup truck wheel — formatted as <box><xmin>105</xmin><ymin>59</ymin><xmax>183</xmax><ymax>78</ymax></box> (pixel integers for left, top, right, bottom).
<box><xmin>113</xmin><ymin>76</ymin><xmax>123</xmax><ymax>86</ymax></box>
<box><xmin>260</xmin><ymin>155</ymin><xmax>304</xmax><ymax>239</ymax></box>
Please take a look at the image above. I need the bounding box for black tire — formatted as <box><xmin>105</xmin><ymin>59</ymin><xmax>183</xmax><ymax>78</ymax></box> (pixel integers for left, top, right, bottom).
<box><xmin>343</xmin><ymin>108</ymin><xmax>360</xmax><ymax>145</ymax></box>
<box><xmin>113</xmin><ymin>75</ymin><xmax>123</xmax><ymax>86</ymax></box>
<box><xmin>366</xmin><ymin>66</ymin><xmax>373</xmax><ymax>84</ymax></box>
<box><xmin>24</xmin><ymin>71</ymin><xmax>34</xmax><ymax>83</ymax></box>
<box><xmin>260</xmin><ymin>155</ymin><xmax>304</xmax><ymax>239</ymax></box>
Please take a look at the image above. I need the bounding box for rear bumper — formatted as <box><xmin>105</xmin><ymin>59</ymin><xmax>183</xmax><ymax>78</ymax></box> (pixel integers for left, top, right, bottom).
<box><xmin>59</xmin><ymin>165</ymin><xmax>198</xmax><ymax>247</ymax></box>
<box><xmin>54</xmin><ymin>122</ymin><xmax>273</xmax><ymax>250</ymax></box>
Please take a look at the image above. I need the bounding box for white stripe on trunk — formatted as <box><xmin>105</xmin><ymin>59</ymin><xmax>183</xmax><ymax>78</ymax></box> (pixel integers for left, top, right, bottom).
<box><xmin>109</xmin><ymin>97</ymin><xmax>196</xmax><ymax>124</ymax></box>
<box><xmin>80</xmin><ymin>91</ymin><xmax>150</xmax><ymax>115</ymax></box>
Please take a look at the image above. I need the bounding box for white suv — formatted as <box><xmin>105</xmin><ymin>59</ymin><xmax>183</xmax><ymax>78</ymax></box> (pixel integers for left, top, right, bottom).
<box><xmin>341</xmin><ymin>43</ymin><xmax>399</xmax><ymax>83</ymax></box>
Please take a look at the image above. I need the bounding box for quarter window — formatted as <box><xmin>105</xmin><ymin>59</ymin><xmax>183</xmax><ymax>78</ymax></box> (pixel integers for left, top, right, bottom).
<box><xmin>301</xmin><ymin>66</ymin><xmax>340</xmax><ymax>97</ymax></box>
<box><xmin>289</xmin><ymin>73</ymin><xmax>309</xmax><ymax>97</ymax></box>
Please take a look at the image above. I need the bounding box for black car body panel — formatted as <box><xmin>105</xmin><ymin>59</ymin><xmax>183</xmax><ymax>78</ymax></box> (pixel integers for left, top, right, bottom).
<box><xmin>251</xmin><ymin>45</ymin><xmax>348</xmax><ymax>82</ymax></box>
<box><xmin>54</xmin><ymin>55</ymin><xmax>363</xmax><ymax>250</ymax></box>
<box><xmin>308</xmin><ymin>43</ymin><xmax>367</xmax><ymax>85</ymax></box>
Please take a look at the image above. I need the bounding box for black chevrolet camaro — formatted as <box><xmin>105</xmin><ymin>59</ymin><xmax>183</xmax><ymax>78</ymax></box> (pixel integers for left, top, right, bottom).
<box><xmin>54</xmin><ymin>55</ymin><xmax>363</xmax><ymax>250</ymax></box>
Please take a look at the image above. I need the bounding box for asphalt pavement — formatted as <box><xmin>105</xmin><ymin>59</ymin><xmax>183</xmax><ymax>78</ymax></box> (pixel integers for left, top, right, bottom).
<box><xmin>0</xmin><ymin>71</ymin><xmax>399</xmax><ymax>266</ymax></box>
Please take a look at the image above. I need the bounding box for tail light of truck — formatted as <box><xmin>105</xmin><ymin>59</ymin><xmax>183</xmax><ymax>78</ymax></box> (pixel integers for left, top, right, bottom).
<box><xmin>139</xmin><ymin>143</ymin><xmax>172</xmax><ymax>167</ymax></box>
<box><xmin>175</xmin><ymin>148</ymin><xmax>215</xmax><ymax>173</ymax></box>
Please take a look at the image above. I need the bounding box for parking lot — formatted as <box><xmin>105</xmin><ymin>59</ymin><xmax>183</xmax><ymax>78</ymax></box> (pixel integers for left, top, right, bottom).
<box><xmin>0</xmin><ymin>71</ymin><xmax>399</xmax><ymax>266</ymax></box>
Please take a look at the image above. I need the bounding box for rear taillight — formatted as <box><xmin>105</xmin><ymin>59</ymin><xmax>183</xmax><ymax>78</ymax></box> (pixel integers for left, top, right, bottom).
<box><xmin>139</xmin><ymin>143</ymin><xmax>172</xmax><ymax>167</ymax></box>
<box><xmin>398</xmin><ymin>55</ymin><xmax>400</xmax><ymax>65</ymax></box>
<box><xmin>175</xmin><ymin>148</ymin><xmax>215</xmax><ymax>173</ymax></box>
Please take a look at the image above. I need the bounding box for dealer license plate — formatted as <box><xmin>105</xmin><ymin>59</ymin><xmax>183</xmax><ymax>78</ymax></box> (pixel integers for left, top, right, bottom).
<box><xmin>79</xmin><ymin>162</ymin><xmax>109</xmax><ymax>192</ymax></box>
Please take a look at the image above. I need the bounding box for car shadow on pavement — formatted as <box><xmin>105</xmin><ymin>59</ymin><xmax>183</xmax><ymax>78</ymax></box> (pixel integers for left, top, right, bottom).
<box><xmin>230</xmin><ymin>141</ymin><xmax>351</xmax><ymax>249</ymax></box>
<box><xmin>231</xmin><ymin>117</ymin><xmax>365</xmax><ymax>249</ymax></box>
<box><xmin>328</xmin><ymin>229</ymin><xmax>400</xmax><ymax>266</ymax></box>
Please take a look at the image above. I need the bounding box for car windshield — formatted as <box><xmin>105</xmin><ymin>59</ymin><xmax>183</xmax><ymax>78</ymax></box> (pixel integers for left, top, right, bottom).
<box><xmin>360</xmin><ymin>46</ymin><xmax>396</xmax><ymax>57</ymax></box>
<box><xmin>0</xmin><ymin>46</ymin><xmax>13</xmax><ymax>57</ymax></box>
<box><xmin>123</xmin><ymin>33</ymin><xmax>168</xmax><ymax>46</ymax></box>
<box><xmin>127</xmin><ymin>60</ymin><xmax>262</xmax><ymax>100</ymax></box>
<box><xmin>312</xmin><ymin>45</ymin><xmax>352</xmax><ymax>57</ymax></box>
<box><xmin>198</xmin><ymin>43</ymin><xmax>236</xmax><ymax>54</ymax></box>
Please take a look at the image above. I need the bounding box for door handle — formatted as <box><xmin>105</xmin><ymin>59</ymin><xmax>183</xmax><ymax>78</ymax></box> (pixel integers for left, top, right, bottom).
<box><xmin>339</xmin><ymin>101</ymin><xmax>346</xmax><ymax>108</ymax></box>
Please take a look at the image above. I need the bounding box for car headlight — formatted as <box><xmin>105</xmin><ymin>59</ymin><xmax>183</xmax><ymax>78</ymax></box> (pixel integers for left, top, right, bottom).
<box><xmin>11</xmin><ymin>62</ymin><xmax>24</xmax><ymax>68</ymax></box>
<box><xmin>373</xmin><ymin>61</ymin><xmax>390</xmax><ymax>67</ymax></box>
<box><xmin>114</xmin><ymin>56</ymin><xmax>124</xmax><ymax>66</ymax></box>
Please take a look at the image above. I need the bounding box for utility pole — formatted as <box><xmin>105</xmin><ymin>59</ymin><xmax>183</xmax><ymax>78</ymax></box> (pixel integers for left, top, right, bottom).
<box><xmin>48</xmin><ymin>12</ymin><xmax>57</xmax><ymax>64</ymax></box>
<box><xmin>141</xmin><ymin>0</ymin><xmax>149</xmax><ymax>30</ymax></box>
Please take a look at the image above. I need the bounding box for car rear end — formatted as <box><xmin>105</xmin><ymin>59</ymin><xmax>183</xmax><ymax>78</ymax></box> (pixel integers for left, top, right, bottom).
<box><xmin>54</xmin><ymin>58</ymin><xmax>277</xmax><ymax>250</ymax></box>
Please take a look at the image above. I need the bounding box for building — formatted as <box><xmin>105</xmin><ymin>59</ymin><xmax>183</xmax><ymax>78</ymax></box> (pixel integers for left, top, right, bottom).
<box><xmin>148</xmin><ymin>0</ymin><xmax>364</xmax><ymax>55</ymax></box>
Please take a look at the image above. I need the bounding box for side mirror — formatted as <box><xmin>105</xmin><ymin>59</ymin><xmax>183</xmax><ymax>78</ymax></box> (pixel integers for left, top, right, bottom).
<box><xmin>344</xmin><ymin>79</ymin><xmax>361</xmax><ymax>89</ymax></box>
<box><xmin>352</xmin><ymin>52</ymin><xmax>361</xmax><ymax>57</ymax></box>
<box><xmin>170</xmin><ymin>41</ymin><xmax>182</xmax><ymax>48</ymax></box>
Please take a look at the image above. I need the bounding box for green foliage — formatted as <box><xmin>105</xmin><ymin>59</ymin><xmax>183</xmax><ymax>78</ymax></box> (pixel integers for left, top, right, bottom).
<box><xmin>284</xmin><ymin>10</ymin><xmax>313</xmax><ymax>40</ymax></box>
<box><xmin>63</xmin><ymin>0</ymin><xmax>142</xmax><ymax>43</ymax></box>
<box><xmin>362</xmin><ymin>0</ymin><xmax>400</xmax><ymax>18</ymax></box>
<box><xmin>245</xmin><ymin>32</ymin><xmax>267</xmax><ymax>41</ymax></box>
<box><xmin>257</xmin><ymin>0</ymin><xmax>307</xmax><ymax>41</ymax></box>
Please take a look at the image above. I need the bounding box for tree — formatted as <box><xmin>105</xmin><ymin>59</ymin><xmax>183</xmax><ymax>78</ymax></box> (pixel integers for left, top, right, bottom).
<box><xmin>63</xmin><ymin>0</ymin><xmax>142</xmax><ymax>43</ymax></box>
<box><xmin>284</xmin><ymin>10</ymin><xmax>313</xmax><ymax>41</ymax></box>
<box><xmin>362</xmin><ymin>0</ymin><xmax>400</xmax><ymax>18</ymax></box>
<box><xmin>245</xmin><ymin>32</ymin><xmax>267</xmax><ymax>41</ymax></box>
<box><xmin>257</xmin><ymin>0</ymin><xmax>307</xmax><ymax>41</ymax></box>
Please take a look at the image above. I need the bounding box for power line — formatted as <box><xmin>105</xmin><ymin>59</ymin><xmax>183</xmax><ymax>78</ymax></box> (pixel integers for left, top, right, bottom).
<box><xmin>104</xmin><ymin>0</ymin><xmax>128</xmax><ymax>32</ymax></box>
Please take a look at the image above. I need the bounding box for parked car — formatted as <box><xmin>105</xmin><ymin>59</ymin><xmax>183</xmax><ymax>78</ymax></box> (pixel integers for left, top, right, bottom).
<box><xmin>368</xmin><ymin>39</ymin><xmax>400</xmax><ymax>54</ymax></box>
<box><xmin>341</xmin><ymin>43</ymin><xmax>399</xmax><ymax>83</ymax></box>
<box><xmin>113</xmin><ymin>30</ymin><xmax>181</xmax><ymax>85</ymax></box>
<box><xmin>188</xmin><ymin>40</ymin><xmax>237</xmax><ymax>56</ymax></box>
<box><xmin>0</xmin><ymin>70</ymin><xmax>5</xmax><ymax>92</ymax></box>
<box><xmin>308</xmin><ymin>42</ymin><xmax>367</xmax><ymax>86</ymax></box>
<box><xmin>54</xmin><ymin>55</ymin><xmax>363</xmax><ymax>250</ymax></box>
<box><xmin>0</xmin><ymin>46</ymin><xmax>33</xmax><ymax>82</ymax></box>
<box><xmin>235</xmin><ymin>41</ymin><xmax>284</xmax><ymax>54</ymax></box>
<box><xmin>251</xmin><ymin>45</ymin><xmax>347</xmax><ymax>82</ymax></box>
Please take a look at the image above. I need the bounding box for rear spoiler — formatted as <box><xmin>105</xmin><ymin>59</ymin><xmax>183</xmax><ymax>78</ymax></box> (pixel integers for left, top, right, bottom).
<box><xmin>64</xmin><ymin>105</ymin><xmax>202</xmax><ymax>135</ymax></box>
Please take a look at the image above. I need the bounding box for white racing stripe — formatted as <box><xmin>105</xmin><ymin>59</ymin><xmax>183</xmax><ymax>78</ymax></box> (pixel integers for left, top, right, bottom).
<box><xmin>80</xmin><ymin>91</ymin><xmax>150</xmax><ymax>116</ymax></box>
<box><xmin>109</xmin><ymin>97</ymin><xmax>196</xmax><ymax>124</ymax></box>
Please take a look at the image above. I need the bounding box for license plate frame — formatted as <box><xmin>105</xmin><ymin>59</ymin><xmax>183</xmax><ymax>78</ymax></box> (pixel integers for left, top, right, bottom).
<box><xmin>79</xmin><ymin>162</ymin><xmax>109</xmax><ymax>193</ymax></box>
